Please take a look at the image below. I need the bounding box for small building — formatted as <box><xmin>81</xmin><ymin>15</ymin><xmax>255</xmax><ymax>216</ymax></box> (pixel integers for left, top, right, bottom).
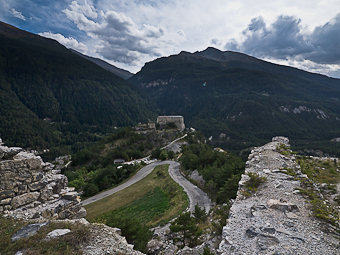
<box><xmin>114</xmin><ymin>159</ymin><xmax>125</xmax><ymax>164</ymax></box>
<box><xmin>157</xmin><ymin>116</ymin><xmax>185</xmax><ymax>131</ymax></box>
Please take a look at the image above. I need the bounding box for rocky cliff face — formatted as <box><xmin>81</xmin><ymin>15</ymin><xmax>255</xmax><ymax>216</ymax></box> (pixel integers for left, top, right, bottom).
<box><xmin>0</xmin><ymin>138</ymin><xmax>86</xmax><ymax>220</ymax></box>
<box><xmin>218</xmin><ymin>137</ymin><xmax>339</xmax><ymax>255</ymax></box>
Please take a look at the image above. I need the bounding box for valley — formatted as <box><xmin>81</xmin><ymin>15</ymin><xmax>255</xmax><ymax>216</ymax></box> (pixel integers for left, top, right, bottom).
<box><xmin>0</xmin><ymin>17</ymin><xmax>339</xmax><ymax>255</ymax></box>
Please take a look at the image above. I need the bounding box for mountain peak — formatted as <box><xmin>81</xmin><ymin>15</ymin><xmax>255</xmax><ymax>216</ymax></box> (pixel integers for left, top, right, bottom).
<box><xmin>200</xmin><ymin>47</ymin><xmax>223</xmax><ymax>54</ymax></box>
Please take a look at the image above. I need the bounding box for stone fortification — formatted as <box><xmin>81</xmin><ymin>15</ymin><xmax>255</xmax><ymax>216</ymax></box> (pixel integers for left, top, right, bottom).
<box><xmin>219</xmin><ymin>137</ymin><xmax>339</xmax><ymax>255</ymax></box>
<box><xmin>0</xmin><ymin>140</ymin><xmax>86</xmax><ymax>220</ymax></box>
<box><xmin>157</xmin><ymin>116</ymin><xmax>185</xmax><ymax>131</ymax></box>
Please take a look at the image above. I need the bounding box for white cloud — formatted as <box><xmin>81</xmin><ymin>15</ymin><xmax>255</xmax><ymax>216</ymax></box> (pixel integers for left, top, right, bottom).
<box><xmin>62</xmin><ymin>1</ymin><xmax>166</xmax><ymax>66</ymax></box>
<box><xmin>263</xmin><ymin>57</ymin><xmax>340</xmax><ymax>78</ymax></box>
<box><xmin>10</xmin><ymin>8</ymin><xmax>25</xmax><ymax>21</ymax></box>
<box><xmin>58</xmin><ymin>0</ymin><xmax>340</xmax><ymax>76</ymax></box>
<box><xmin>39</xmin><ymin>32</ymin><xmax>88</xmax><ymax>53</ymax></box>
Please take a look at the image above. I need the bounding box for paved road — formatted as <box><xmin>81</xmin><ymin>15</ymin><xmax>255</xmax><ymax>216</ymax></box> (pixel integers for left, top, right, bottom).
<box><xmin>81</xmin><ymin>160</ymin><xmax>212</xmax><ymax>213</ymax></box>
<box><xmin>81</xmin><ymin>161</ymin><xmax>166</xmax><ymax>206</ymax></box>
<box><xmin>168</xmin><ymin>161</ymin><xmax>212</xmax><ymax>213</ymax></box>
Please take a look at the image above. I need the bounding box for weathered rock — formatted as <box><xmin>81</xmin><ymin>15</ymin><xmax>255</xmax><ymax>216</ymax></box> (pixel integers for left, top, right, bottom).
<box><xmin>189</xmin><ymin>170</ymin><xmax>205</xmax><ymax>186</ymax></box>
<box><xmin>246</xmin><ymin>227</ymin><xmax>259</xmax><ymax>238</ymax></box>
<box><xmin>147</xmin><ymin>239</ymin><xmax>164</xmax><ymax>253</ymax></box>
<box><xmin>0</xmin><ymin>146</ymin><xmax>23</xmax><ymax>159</ymax></box>
<box><xmin>71</xmin><ymin>207</ymin><xmax>87</xmax><ymax>219</ymax></box>
<box><xmin>17</xmin><ymin>185</ymin><xmax>28</xmax><ymax>195</ymax></box>
<box><xmin>28</xmin><ymin>181</ymin><xmax>45</xmax><ymax>191</ymax></box>
<box><xmin>11</xmin><ymin>192</ymin><xmax>40</xmax><ymax>209</ymax></box>
<box><xmin>46</xmin><ymin>229</ymin><xmax>71</xmax><ymax>239</ymax></box>
<box><xmin>11</xmin><ymin>222</ymin><xmax>49</xmax><ymax>242</ymax></box>
<box><xmin>62</xmin><ymin>192</ymin><xmax>78</xmax><ymax>201</ymax></box>
<box><xmin>81</xmin><ymin>223</ymin><xmax>144</xmax><ymax>255</ymax></box>
<box><xmin>0</xmin><ymin>140</ymin><xmax>86</xmax><ymax>220</ymax></box>
<box><xmin>219</xmin><ymin>136</ymin><xmax>340</xmax><ymax>255</ymax></box>
<box><xmin>40</xmin><ymin>187</ymin><xmax>53</xmax><ymax>201</ymax></box>
<box><xmin>0</xmin><ymin>190</ymin><xmax>15</xmax><ymax>199</ymax></box>
<box><xmin>257</xmin><ymin>234</ymin><xmax>280</xmax><ymax>250</ymax></box>
<box><xmin>267</xmin><ymin>199</ymin><xmax>299</xmax><ymax>212</ymax></box>
<box><xmin>176</xmin><ymin>247</ymin><xmax>201</xmax><ymax>255</ymax></box>
<box><xmin>0</xmin><ymin>198</ymin><xmax>12</xmax><ymax>205</ymax></box>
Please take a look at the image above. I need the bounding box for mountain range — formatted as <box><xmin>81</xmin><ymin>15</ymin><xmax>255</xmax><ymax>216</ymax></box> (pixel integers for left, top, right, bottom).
<box><xmin>0</xmin><ymin>21</ymin><xmax>339</xmax><ymax>155</ymax></box>
<box><xmin>130</xmin><ymin>47</ymin><xmax>340</xmax><ymax>153</ymax></box>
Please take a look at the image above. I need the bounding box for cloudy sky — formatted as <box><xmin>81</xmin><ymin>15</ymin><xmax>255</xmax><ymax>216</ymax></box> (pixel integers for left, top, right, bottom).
<box><xmin>1</xmin><ymin>0</ymin><xmax>340</xmax><ymax>77</ymax></box>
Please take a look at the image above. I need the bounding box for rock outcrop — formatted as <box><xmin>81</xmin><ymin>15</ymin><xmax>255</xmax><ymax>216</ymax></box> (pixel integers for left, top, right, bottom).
<box><xmin>0</xmin><ymin>141</ymin><xmax>86</xmax><ymax>220</ymax></box>
<box><xmin>219</xmin><ymin>136</ymin><xmax>339</xmax><ymax>255</ymax></box>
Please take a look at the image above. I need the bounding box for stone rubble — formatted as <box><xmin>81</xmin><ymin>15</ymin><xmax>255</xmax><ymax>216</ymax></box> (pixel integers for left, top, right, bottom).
<box><xmin>81</xmin><ymin>223</ymin><xmax>144</xmax><ymax>255</ymax></box>
<box><xmin>1</xmin><ymin>139</ymin><xmax>145</xmax><ymax>255</ymax></box>
<box><xmin>218</xmin><ymin>136</ymin><xmax>339</xmax><ymax>255</ymax></box>
<box><xmin>0</xmin><ymin>141</ymin><xmax>86</xmax><ymax>220</ymax></box>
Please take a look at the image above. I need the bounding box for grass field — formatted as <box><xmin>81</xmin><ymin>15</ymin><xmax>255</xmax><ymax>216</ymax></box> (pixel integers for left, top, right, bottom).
<box><xmin>85</xmin><ymin>164</ymin><xmax>188</xmax><ymax>226</ymax></box>
<box><xmin>0</xmin><ymin>215</ymin><xmax>89</xmax><ymax>255</ymax></box>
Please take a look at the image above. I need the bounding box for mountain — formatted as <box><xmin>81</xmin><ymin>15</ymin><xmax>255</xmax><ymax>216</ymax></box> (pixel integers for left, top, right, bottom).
<box><xmin>0</xmin><ymin>21</ymin><xmax>153</xmax><ymax>149</ymax></box>
<box><xmin>70</xmin><ymin>49</ymin><xmax>133</xmax><ymax>80</ymax></box>
<box><xmin>130</xmin><ymin>47</ymin><xmax>340</xmax><ymax>154</ymax></box>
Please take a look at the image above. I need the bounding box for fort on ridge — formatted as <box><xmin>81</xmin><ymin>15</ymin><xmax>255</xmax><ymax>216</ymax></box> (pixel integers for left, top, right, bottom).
<box><xmin>157</xmin><ymin>116</ymin><xmax>185</xmax><ymax>131</ymax></box>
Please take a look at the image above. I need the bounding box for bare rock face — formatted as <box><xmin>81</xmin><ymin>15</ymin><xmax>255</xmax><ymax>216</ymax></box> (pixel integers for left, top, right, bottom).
<box><xmin>81</xmin><ymin>223</ymin><xmax>144</xmax><ymax>255</ymax></box>
<box><xmin>218</xmin><ymin>136</ymin><xmax>339</xmax><ymax>255</ymax></box>
<box><xmin>0</xmin><ymin>140</ymin><xmax>86</xmax><ymax>220</ymax></box>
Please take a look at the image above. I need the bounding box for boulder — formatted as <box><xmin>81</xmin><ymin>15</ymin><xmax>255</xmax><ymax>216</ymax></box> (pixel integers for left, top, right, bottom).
<box><xmin>11</xmin><ymin>222</ymin><xmax>49</xmax><ymax>242</ymax></box>
<box><xmin>11</xmin><ymin>192</ymin><xmax>40</xmax><ymax>209</ymax></box>
<box><xmin>46</xmin><ymin>229</ymin><xmax>71</xmax><ymax>239</ymax></box>
<box><xmin>267</xmin><ymin>199</ymin><xmax>299</xmax><ymax>212</ymax></box>
<box><xmin>62</xmin><ymin>192</ymin><xmax>78</xmax><ymax>201</ymax></box>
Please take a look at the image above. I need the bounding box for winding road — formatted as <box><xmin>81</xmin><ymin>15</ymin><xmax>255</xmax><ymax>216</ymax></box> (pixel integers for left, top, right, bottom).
<box><xmin>81</xmin><ymin>160</ymin><xmax>212</xmax><ymax>213</ymax></box>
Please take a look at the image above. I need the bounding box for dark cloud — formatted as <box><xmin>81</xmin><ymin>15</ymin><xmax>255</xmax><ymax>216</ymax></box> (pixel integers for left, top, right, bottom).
<box><xmin>63</xmin><ymin>1</ymin><xmax>164</xmax><ymax>65</ymax></box>
<box><xmin>226</xmin><ymin>13</ymin><xmax>340</xmax><ymax>65</ymax></box>
<box><xmin>308</xmin><ymin>14</ymin><xmax>340</xmax><ymax>64</ymax></box>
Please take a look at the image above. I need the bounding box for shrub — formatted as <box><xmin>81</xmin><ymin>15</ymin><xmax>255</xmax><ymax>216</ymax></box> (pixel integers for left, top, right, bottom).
<box><xmin>83</xmin><ymin>183</ymin><xmax>99</xmax><ymax>197</ymax></box>
<box><xmin>105</xmin><ymin>215</ymin><xmax>152</xmax><ymax>253</ymax></box>
<box><xmin>241</xmin><ymin>172</ymin><xmax>267</xmax><ymax>197</ymax></box>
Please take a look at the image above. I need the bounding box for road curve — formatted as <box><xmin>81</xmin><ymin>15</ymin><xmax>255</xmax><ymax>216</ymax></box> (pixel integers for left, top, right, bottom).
<box><xmin>81</xmin><ymin>160</ymin><xmax>212</xmax><ymax>214</ymax></box>
<box><xmin>167</xmin><ymin>161</ymin><xmax>212</xmax><ymax>213</ymax></box>
<box><xmin>81</xmin><ymin>161</ymin><xmax>166</xmax><ymax>206</ymax></box>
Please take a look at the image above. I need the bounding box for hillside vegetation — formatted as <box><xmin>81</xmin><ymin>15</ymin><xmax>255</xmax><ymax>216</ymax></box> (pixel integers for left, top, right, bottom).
<box><xmin>64</xmin><ymin>128</ymin><xmax>181</xmax><ymax>197</ymax></box>
<box><xmin>0</xmin><ymin>21</ymin><xmax>153</xmax><ymax>152</ymax></box>
<box><xmin>85</xmin><ymin>164</ymin><xmax>188</xmax><ymax>252</ymax></box>
<box><xmin>180</xmin><ymin>143</ymin><xmax>245</xmax><ymax>203</ymax></box>
<box><xmin>130</xmin><ymin>47</ymin><xmax>340</xmax><ymax>155</ymax></box>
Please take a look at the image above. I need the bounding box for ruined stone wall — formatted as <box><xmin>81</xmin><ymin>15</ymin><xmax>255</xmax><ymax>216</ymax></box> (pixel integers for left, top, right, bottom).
<box><xmin>157</xmin><ymin>116</ymin><xmax>185</xmax><ymax>131</ymax></box>
<box><xmin>0</xmin><ymin>140</ymin><xmax>86</xmax><ymax>220</ymax></box>
<box><xmin>218</xmin><ymin>136</ymin><xmax>339</xmax><ymax>255</ymax></box>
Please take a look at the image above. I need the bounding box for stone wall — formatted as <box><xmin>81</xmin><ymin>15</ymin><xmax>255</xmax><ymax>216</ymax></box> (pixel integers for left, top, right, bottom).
<box><xmin>218</xmin><ymin>136</ymin><xmax>339</xmax><ymax>255</ymax></box>
<box><xmin>0</xmin><ymin>140</ymin><xmax>86</xmax><ymax>220</ymax></box>
<box><xmin>157</xmin><ymin>116</ymin><xmax>185</xmax><ymax>131</ymax></box>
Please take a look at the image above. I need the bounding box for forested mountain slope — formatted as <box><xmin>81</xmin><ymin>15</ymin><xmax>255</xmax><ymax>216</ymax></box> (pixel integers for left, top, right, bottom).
<box><xmin>0</xmin><ymin>21</ymin><xmax>153</xmax><ymax>149</ymax></box>
<box><xmin>130</xmin><ymin>47</ymin><xmax>340</xmax><ymax>154</ymax></box>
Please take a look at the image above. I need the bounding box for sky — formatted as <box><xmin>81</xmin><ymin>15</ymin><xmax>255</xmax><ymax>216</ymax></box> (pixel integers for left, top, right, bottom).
<box><xmin>1</xmin><ymin>0</ymin><xmax>340</xmax><ymax>78</ymax></box>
